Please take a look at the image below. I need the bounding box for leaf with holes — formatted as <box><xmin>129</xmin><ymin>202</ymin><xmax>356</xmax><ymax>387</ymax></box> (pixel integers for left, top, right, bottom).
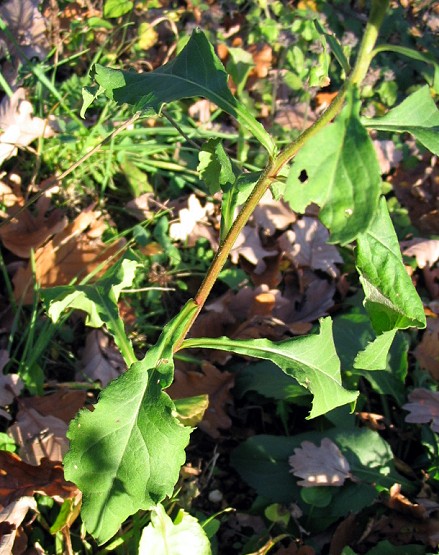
<box><xmin>284</xmin><ymin>88</ymin><xmax>381</xmax><ymax>245</ymax></box>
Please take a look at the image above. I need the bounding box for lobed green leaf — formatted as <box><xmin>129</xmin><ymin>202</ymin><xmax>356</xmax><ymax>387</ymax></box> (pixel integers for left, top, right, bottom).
<box><xmin>183</xmin><ymin>318</ymin><xmax>358</xmax><ymax>418</ymax></box>
<box><xmin>93</xmin><ymin>30</ymin><xmax>275</xmax><ymax>155</ymax></box>
<box><xmin>363</xmin><ymin>86</ymin><xmax>439</xmax><ymax>155</ymax></box>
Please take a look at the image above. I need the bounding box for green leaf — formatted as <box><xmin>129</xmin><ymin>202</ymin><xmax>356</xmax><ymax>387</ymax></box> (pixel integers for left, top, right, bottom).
<box><xmin>197</xmin><ymin>138</ymin><xmax>235</xmax><ymax>195</ymax></box>
<box><xmin>183</xmin><ymin>318</ymin><xmax>358</xmax><ymax>418</ymax></box>
<box><xmin>363</xmin><ymin>86</ymin><xmax>439</xmax><ymax>155</ymax></box>
<box><xmin>174</xmin><ymin>394</ymin><xmax>209</xmax><ymax>427</ymax></box>
<box><xmin>138</xmin><ymin>504</ymin><xmax>212</xmax><ymax>555</ymax></box>
<box><xmin>63</xmin><ymin>300</ymin><xmax>198</xmax><ymax>544</ymax></box>
<box><xmin>80</xmin><ymin>85</ymin><xmax>104</xmax><ymax>118</ymax></box>
<box><xmin>284</xmin><ymin>88</ymin><xmax>381</xmax><ymax>244</ymax></box>
<box><xmin>353</xmin><ymin>329</ymin><xmax>396</xmax><ymax>370</ymax></box>
<box><xmin>314</xmin><ymin>19</ymin><xmax>350</xmax><ymax>74</ymax></box>
<box><xmin>94</xmin><ymin>30</ymin><xmax>275</xmax><ymax>155</ymax></box>
<box><xmin>104</xmin><ymin>0</ymin><xmax>133</xmax><ymax>18</ymax></box>
<box><xmin>356</xmin><ymin>197</ymin><xmax>426</xmax><ymax>333</ymax></box>
<box><xmin>41</xmin><ymin>256</ymin><xmax>138</xmax><ymax>365</ymax></box>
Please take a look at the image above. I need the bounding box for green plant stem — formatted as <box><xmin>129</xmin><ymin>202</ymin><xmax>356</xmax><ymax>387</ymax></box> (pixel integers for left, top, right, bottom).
<box><xmin>173</xmin><ymin>0</ymin><xmax>390</xmax><ymax>349</ymax></box>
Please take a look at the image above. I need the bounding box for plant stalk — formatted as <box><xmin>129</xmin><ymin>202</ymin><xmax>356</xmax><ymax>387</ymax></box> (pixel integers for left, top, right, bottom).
<box><xmin>174</xmin><ymin>0</ymin><xmax>390</xmax><ymax>348</ymax></box>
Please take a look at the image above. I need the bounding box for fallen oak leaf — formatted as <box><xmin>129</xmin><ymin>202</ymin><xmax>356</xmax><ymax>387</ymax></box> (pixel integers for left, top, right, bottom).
<box><xmin>279</xmin><ymin>217</ymin><xmax>343</xmax><ymax>278</ymax></box>
<box><xmin>12</xmin><ymin>206</ymin><xmax>125</xmax><ymax>304</ymax></box>
<box><xmin>288</xmin><ymin>438</ymin><xmax>352</xmax><ymax>487</ymax></box>
<box><xmin>0</xmin><ymin>496</ymin><xmax>37</xmax><ymax>555</ymax></box>
<box><xmin>79</xmin><ymin>329</ymin><xmax>126</xmax><ymax>387</ymax></box>
<box><xmin>0</xmin><ymin>88</ymin><xmax>56</xmax><ymax>166</ymax></box>
<box><xmin>403</xmin><ymin>239</ymin><xmax>439</xmax><ymax>269</ymax></box>
<box><xmin>403</xmin><ymin>388</ymin><xmax>439</xmax><ymax>432</ymax></box>
<box><xmin>0</xmin><ymin>194</ymin><xmax>66</xmax><ymax>258</ymax></box>
<box><xmin>230</xmin><ymin>226</ymin><xmax>278</xmax><ymax>274</ymax></box>
<box><xmin>19</xmin><ymin>388</ymin><xmax>87</xmax><ymax>424</ymax></box>
<box><xmin>8</xmin><ymin>407</ymin><xmax>69</xmax><ymax>465</ymax></box>
<box><xmin>251</xmin><ymin>190</ymin><xmax>296</xmax><ymax>235</ymax></box>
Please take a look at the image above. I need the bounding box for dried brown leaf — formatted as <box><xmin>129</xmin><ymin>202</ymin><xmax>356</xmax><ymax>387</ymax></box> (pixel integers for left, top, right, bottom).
<box><xmin>251</xmin><ymin>190</ymin><xmax>296</xmax><ymax>235</ymax></box>
<box><xmin>0</xmin><ymin>496</ymin><xmax>37</xmax><ymax>554</ymax></box>
<box><xmin>79</xmin><ymin>329</ymin><xmax>126</xmax><ymax>387</ymax></box>
<box><xmin>403</xmin><ymin>388</ymin><xmax>439</xmax><ymax>432</ymax></box>
<box><xmin>414</xmin><ymin>318</ymin><xmax>439</xmax><ymax>380</ymax></box>
<box><xmin>0</xmin><ymin>89</ymin><xmax>56</xmax><ymax>165</ymax></box>
<box><xmin>0</xmin><ymin>350</ymin><xmax>23</xmax><ymax>420</ymax></box>
<box><xmin>0</xmin><ymin>195</ymin><xmax>66</xmax><ymax>258</ymax></box>
<box><xmin>231</xmin><ymin>226</ymin><xmax>277</xmax><ymax>274</ymax></box>
<box><xmin>20</xmin><ymin>388</ymin><xmax>86</xmax><ymax>424</ymax></box>
<box><xmin>288</xmin><ymin>438</ymin><xmax>351</xmax><ymax>487</ymax></box>
<box><xmin>403</xmin><ymin>239</ymin><xmax>439</xmax><ymax>269</ymax></box>
<box><xmin>168</xmin><ymin>361</ymin><xmax>234</xmax><ymax>438</ymax></box>
<box><xmin>12</xmin><ymin>207</ymin><xmax>125</xmax><ymax>304</ymax></box>
<box><xmin>8</xmin><ymin>407</ymin><xmax>68</xmax><ymax>464</ymax></box>
<box><xmin>0</xmin><ymin>0</ymin><xmax>49</xmax><ymax>60</ymax></box>
<box><xmin>279</xmin><ymin>217</ymin><xmax>343</xmax><ymax>278</ymax></box>
<box><xmin>373</xmin><ymin>139</ymin><xmax>403</xmax><ymax>175</ymax></box>
<box><xmin>0</xmin><ymin>451</ymin><xmax>77</xmax><ymax>509</ymax></box>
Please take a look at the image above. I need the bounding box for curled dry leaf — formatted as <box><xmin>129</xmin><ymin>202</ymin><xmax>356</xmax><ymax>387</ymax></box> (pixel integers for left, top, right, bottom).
<box><xmin>0</xmin><ymin>496</ymin><xmax>37</xmax><ymax>555</ymax></box>
<box><xmin>79</xmin><ymin>329</ymin><xmax>126</xmax><ymax>387</ymax></box>
<box><xmin>279</xmin><ymin>217</ymin><xmax>343</xmax><ymax>278</ymax></box>
<box><xmin>403</xmin><ymin>388</ymin><xmax>439</xmax><ymax>432</ymax></box>
<box><xmin>403</xmin><ymin>239</ymin><xmax>439</xmax><ymax>269</ymax></box>
<box><xmin>414</xmin><ymin>318</ymin><xmax>439</xmax><ymax>380</ymax></box>
<box><xmin>12</xmin><ymin>207</ymin><xmax>125</xmax><ymax>304</ymax></box>
<box><xmin>288</xmin><ymin>438</ymin><xmax>351</xmax><ymax>487</ymax></box>
<box><xmin>168</xmin><ymin>361</ymin><xmax>234</xmax><ymax>438</ymax></box>
<box><xmin>0</xmin><ymin>450</ymin><xmax>78</xmax><ymax>509</ymax></box>
<box><xmin>0</xmin><ymin>89</ymin><xmax>56</xmax><ymax>166</ymax></box>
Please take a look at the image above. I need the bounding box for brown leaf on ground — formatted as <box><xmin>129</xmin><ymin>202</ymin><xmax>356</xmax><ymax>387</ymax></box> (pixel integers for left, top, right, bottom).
<box><xmin>0</xmin><ymin>195</ymin><xmax>66</xmax><ymax>258</ymax></box>
<box><xmin>8</xmin><ymin>407</ymin><xmax>69</xmax><ymax>464</ymax></box>
<box><xmin>168</xmin><ymin>361</ymin><xmax>234</xmax><ymax>438</ymax></box>
<box><xmin>12</xmin><ymin>206</ymin><xmax>125</xmax><ymax>304</ymax></box>
<box><xmin>0</xmin><ymin>451</ymin><xmax>77</xmax><ymax>509</ymax></box>
<box><xmin>414</xmin><ymin>318</ymin><xmax>439</xmax><ymax>379</ymax></box>
<box><xmin>0</xmin><ymin>349</ymin><xmax>23</xmax><ymax>420</ymax></box>
<box><xmin>0</xmin><ymin>496</ymin><xmax>37</xmax><ymax>555</ymax></box>
<box><xmin>276</xmin><ymin>277</ymin><xmax>336</xmax><ymax>324</ymax></box>
<box><xmin>279</xmin><ymin>217</ymin><xmax>343</xmax><ymax>278</ymax></box>
<box><xmin>0</xmin><ymin>0</ymin><xmax>49</xmax><ymax>61</ymax></box>
<box><xmin>390</xmin><ymin>154</ymin><xmax>439</xmax><ymax>234</ymax></box>
<box><xmin>79</xmin><ymin>329</ymin><xmax>126</xmax><ymax>387</ymax></box>
<box><xmin>274</xmin><ymin>100</ymin><xmax>317</xmax><ymax>131</ymax></box>
<box><xmin>248</xmin><ymin>43</ymin><xmax>272</xmax><ymax>79</ymax></box>
<box><xmin>386</xmin><ymin>483</ymin><xmax>428</xmax><ymax>519</ymax></box>
<box><xmin>231</xmin><ymin>226</ymin><xmax>278</xmax><ymax>274</ymax></box>
<box><xmin>403</xmin><ymin>388</ymin><xmax>439</xmax><ymax>432</ymax></box>
<box><xmin>329</xmin><ymin>513</ymin><xmax>363</xmax><ymax>555</ymax></box>
<box><xmin>20</xmin><ymin>388</ymin><xmax>87</xmax><ymax>424</ymax></box>
<box><xmin>403</xmin><ymin>239</ymin><xmax>439</xmax><ymax>269</ymax></box>
<box><xmin>373</xmin><ymin>139</ymin><xmax>403</xmax><ymax>175</ymax></box>
<box><xmin>251</xmin><ymin>190</ymin><xmax>296</xmax><ymax>235</ymax></box>
<box><xmin>288</xmin><ymin>438</ymin><xmax>351</xmax><ymax>487</ymax></box>
<box><xmin>0</xmin><ymin>89</ymin><xmax>56</xmax><ymax>166</ymax></box>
